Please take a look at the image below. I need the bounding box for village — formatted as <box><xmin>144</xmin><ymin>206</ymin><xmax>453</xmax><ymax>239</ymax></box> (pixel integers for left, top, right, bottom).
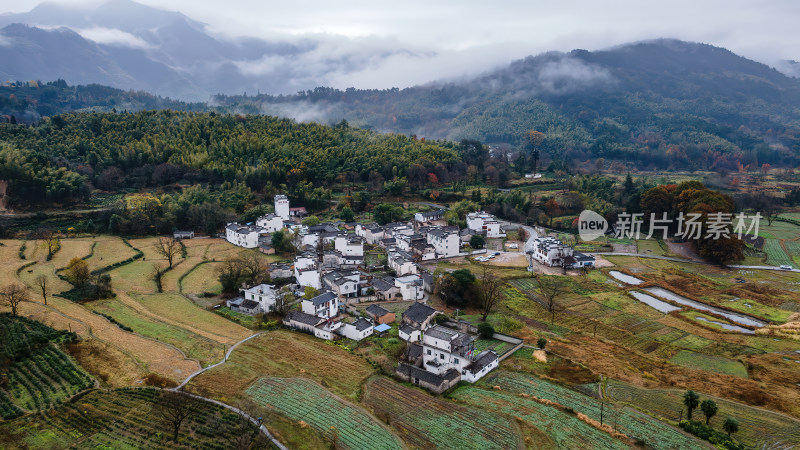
<box><xmin>215</xmin><ymin>194</ymin><xmax>592</xmax><ymax>391</ymax></box>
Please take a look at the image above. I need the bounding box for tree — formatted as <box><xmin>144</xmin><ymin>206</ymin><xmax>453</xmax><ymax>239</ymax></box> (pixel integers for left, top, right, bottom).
<box><xmin>302</xmin><ymin>215</ymin><xmax>321</xmax><ymax>226</ymax></box>
<box><xmin>274</xmin><ymin>286</ymin><xmax>294</xmax><ymax>316</ymax></box>
<box><xmin>155</xmin><ymin>237</ymin><xmax>181</xmax><ymax>269</ymax></box>
<box><xmin>525</xmin><ymin>130</ymin><xmax>545</xmax><ymax>173</ymax></box>
<box><xmin>35</xmin><ymin>274</ymin><xmax>48</xmax><ymax>305</ymax></box>
<box><xmin>722</xmin><ymin>417</ymin><xmax>739</xmax><ymax>437</ymax></box>
<box><xmin>303</xmin><ymin>286</ymin><xmax>320</xmax><ymax>300</ymax></box>
<box><xmin>700</xmin><ymin>399</ymin><xmax>718</xmax><ymax>425</ymax></box>
<box><xmin>533</xmin><ymin>275</ymin><xmax>566</xmax><ymax>324</ymax></box>
<box><xmin>339</xmin><ymin>206</ymin><xmax>355</xmax><ymax>222</ymax></box>
<box><xmin>470</xmin><ymin>234</ymin><xmax>486</xmax><ymax>249</ymax></box>
<box><xmin>222</xmin><ymin>402</ymin><xmax>267</xmax><ymax>450</ymax></box>
<box><xmin>683</xmin><ymin>390</ymin><xmax>700</xmax><ymax>421</ymax></box>
<box><xmin>154</xmin><ymin>391</ymin><xmax>199</xmax><ymax>443</ymax></box>
<box><xmin>40</xmin><ymin>229</ymin><xmax>60</xmax><ymax>260</ymax></box>
<box><xmin>477</xmin><ymin>322</ymin><xmax>495</xmax><ymax>339</ymax></box>
<box><xmin>271</xmin><ymin>231</ymin><xmax>295</xmax><ymax>254</ymax></box>
<box><xmin>1</xmin><ymin>283</ymin><xmax>29</xmax><ymax>316</ymax></box>
<box><xmin>65</xmin><ymin>257</ymin><xmax>91</xmax><ymax>287</ymax></box>
<box><xmin>477</xmin><ymin>266</ymin><xmax>503</xmax><ymax>320</ymax></box>
<box><xmin>537</xmin><ymin>337</ymin><xmax>547</xmax><ymax>349</ymax></box>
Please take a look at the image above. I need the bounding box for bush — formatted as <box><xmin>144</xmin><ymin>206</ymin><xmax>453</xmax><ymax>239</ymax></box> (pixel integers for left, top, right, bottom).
<box><xmin>495</xmin><ymin>315</ymin><xmax>523</xmax><ymax>334</ymax></box>
<box><xmin>477</xmin><ymin>322</ymin><xmax>495</xmax><ymax>339</ymax></box>
<box><xmin>679</xmin><ymin>421</ymin><xmax>743</xmax><ymax>450</ymax></box>
<box><xmin>537</xmin><ymin>337</ymin><xmax>547</xmax><ymax>349</ymax></box>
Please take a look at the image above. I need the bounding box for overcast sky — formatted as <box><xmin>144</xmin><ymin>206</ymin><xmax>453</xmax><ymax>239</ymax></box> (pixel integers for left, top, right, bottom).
<box><xmin>4</xmin><ymin>0</ymin><xmax>800</xmax><ymax>90</ymax></box>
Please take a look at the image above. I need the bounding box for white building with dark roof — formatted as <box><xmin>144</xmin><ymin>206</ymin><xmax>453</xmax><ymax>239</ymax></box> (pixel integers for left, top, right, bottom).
<box><xmin>414</xmin><ymin>209</ymin><xmax>446</xmax><ymax>226</ymax></box>
<box><xmin>466</xmin><ymin>212</ymin><xmax>505</xmax><ymax>238</ymax></box>
<box><xmin>335</xmin><ymin>235</ymin><xmax>364</xmax><ymax>257</ymax></box>
<box><xmin>338</xmin><ymin>317</ymin><xmax>374</xmax><ymax>341</ymax></box>
<box><xmin>225</xmin><ymin>223</ymin><xmax>267</xmax><ymax>248</ymax></box>
<box><xmin>239</xmin><ymin>283</ymin><xmax>278</xmax><ymax>313</ymax></box>
<box><xmin>395</xmin><ymin>275</ymin><xmax>424</xmax><ymax>301</ymax></box>
<box><xmin>275</xmin><ymin>194</ymin><xmax>290</xmax><ymax>221</ymax></box>
<box><xmin>301</xmin><ymin>291</ymin><xmax>339</xmax><ymax>319</ymax></box>
<box><xmin>256</xmin><ymin>213</ymin><xmax>285</xmax><ymax>233</ymax></box>
<box><xmin>531</xmin><ymin>236</ymin><xmax>573</xmax><ymax>267</ymax></box>
<box><xmin>426</xmin><ymin>228</ymin><xmax>460</xmax><ymax>258</ymax></box>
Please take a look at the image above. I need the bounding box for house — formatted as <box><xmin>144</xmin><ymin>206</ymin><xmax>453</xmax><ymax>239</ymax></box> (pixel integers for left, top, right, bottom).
<box><xmin>256</xmin><ymin>213</ymin><xmax>284</xmax><ymax>233</ymax></box>
<box><xmin>388</xmin><ymin>250</ymin><xmax>417</xmax><ymax>276</ymax></box>
<box><xmin>395</xmin><ymin>362</ymin><xmax>460</xmax><ymax>394</ymax></box>
<box><xmin>314</xmin><ymin>320</ymin><xmax>343</xmax><ymax>340</ymax></box>
<box><xmin>403</xmin><ymin>342</ymin><xmax>424</xmax><ymax>365</ymax></box>
<box><xmin>240</xmin><ymin>283</ymin><xmax>277</xmax><ymax>313</ymax></box>
<box><xmin>414</xmin><ymin>210</ymin><xmax>446</xmax><ymax>227</ymax></box>
<box><xmin>385</xmin><ymin>222</ymin><xmax>415</xmax><ymax>238</ymax></box>
<box><xmin>225</xmin><ymin>223</ymin><xmax>266</xmax><ymax>248</ymax></box>
<box><xmin>399</xmin><ymin>323</ymin><xmax>422</xmax><ymax>342</ymax></box>
<box><xmin>466</xmin><ymin>212</ymin><xmax>506</xmax><ymax>238</ymax></box>
<box><xmin>275</xmin><ymin>194</ymin><xmax>290</xmax><ymax>220</ymax></box>
<box><xmin>395</xmin><ymin>275</ymin><xmax>424</xmax><ymax>301</ymax></box>
<box><xmin>289</xmin><ymin>207</ymin><xmax>307</xmax><ymax>218</ymax></box>
<box><xmin>294</xmin><ymin>252</ymin><xmax>322</xmax><ymax>289</ymax></box>
<box><xmin>371</xmin><ymin>277</ymin><xmax>400</xmax><ymax>300</ymax></box>
<box><xmin>426</xmin><ymin>228</ymin><xmax>460</xmax><ymax>258</ymax></box>
<box><xmin>374</xmin><ymin>323</ymin><xmax>392</xmax><ymax>335</ymax></box>
<box><xmin>301</xmin><ymin>231</ymin><xmax>320</xmax><ymax>248</ymax></box>
<box><xmin>572</xmin><ymin>252</ymin><xmax>596</xmax><ymax>269</ymax></box>
<box><xmin>236</xmin><ymin>299</ymin><xmax>262</xmax><ymax>315</ymax></box>
<box><xmin>335</xmin><ymin>235</ymin><xmax>364</xmax><ymax>256</ymax></box>
<box><xmin>269</xmin><ymin>263</ymin><xmax>293</xmax><ymax>280</ymax></box>
<box><xmin>356</xmin><ymin>224</ymin><xmax>385</xmax><ymax>244</ymax></box>
<box><xmin>531</xmin><ymin>236</ymin><xmax>573</xmax><ymax>267</ymax></box>
<box><xmin>402</xmin><ymin>302</ymin><xmax>438</xmax><ymax>329</ymax></box>
<box><xmin>283</xmin><ymin>310</ymin><xmax>324</xmax><ymax>333</ymax></box>
<box><xmin>336</xmin><ymin>252</ymin><xmax>364</xmax><ymax>269</ymax></box>
<box><xmin>462</xmin><ymin>350</ymin><xmax>500</xmax><ymax>383</ymax></box>
<box><xmin>301</xmin><ymin>291</ymin><xmax>339</xmax><ymax>319</ymax></box>
<box><xmin>365</xmin><ymin>304</ymin><xmax>395</xmax><ymax>324</ymax></box>
<box><xmin>421</xmin><ymin>325</ymin><xmax>476</xmax><ymax>376</ymax></box>
<box><xmin>173</xmin><ymin>230</ymin><xmax>194</xmax><ymax>239</ymax></box>
<box><xmin>411</xmin><ymin>240</ymin><xmax>436</xmax><ymax>261</ymax></box>
<box><xmin>323</xmin><ymin>270</ymin><xmax>361</xmax><ymax>299</ymax></box>
<box><xmin>338</xmin><ymin>317</ymin><xmax>374</xmax><ymax>341</ymax></box>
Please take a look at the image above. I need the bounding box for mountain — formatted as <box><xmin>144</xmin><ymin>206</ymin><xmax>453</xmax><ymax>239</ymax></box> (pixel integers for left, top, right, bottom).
<box><xmin>0</xmin><ymin>0</ymin><xmax>410</xmax><ymax>101</ymax></box>
<box><xmin>211</xmin><ymin>39</ymin><xmax>800</xmax><ymax>169</ymax></box>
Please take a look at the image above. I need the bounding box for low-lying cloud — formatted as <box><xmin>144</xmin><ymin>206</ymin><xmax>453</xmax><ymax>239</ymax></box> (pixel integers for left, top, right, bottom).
<box><xmin>77</xmin><ymin>27</ymin><xmax>152</xmax><ymax>49</ymax></box>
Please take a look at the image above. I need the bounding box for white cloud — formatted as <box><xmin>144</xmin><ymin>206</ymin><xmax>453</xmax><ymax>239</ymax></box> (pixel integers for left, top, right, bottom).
<box><xmin>77</xmin><ymin>27</ymin><xmax>151</xmax><ymax>48</ymax></box>
<box><xmin>0</xmin><ymin>34</ymin><xmax>11</xmax><ymax>47</ymax></box>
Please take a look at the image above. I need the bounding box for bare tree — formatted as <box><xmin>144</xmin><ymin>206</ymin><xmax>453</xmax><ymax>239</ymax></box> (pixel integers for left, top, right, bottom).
<box><xmin>40</xmin><ymin>229</ymin><xmax>60</xmax><ymax>259</ymax></box>
<box><xmin>478</xmin><ymin>266</ymin><xmax>504</xmax><ymax>321</ymax></box>
<box><xmin>1</xmin><ymin>283</ymin><xmax>30</xmax><ymax>316</ymax></box>
<box><xmin>35</xmin><ymin>274</ymin><xmax>48</xmax><ymax>305</ymax></box>
<box><xmin>154</xmin><ymin>391</ymin><xmax>199</xmax><ymax>443</ymax></box>
<box><xmin>533</xmin><ymin>274</ymin><xmax>567</xmax><ymax>324</ymax></box>
<box><xmin>238</xmin><ymin>252</ymin><xmax>269</xmax><ymax>286</ymax></box>
<box><xmin>155</xmin><ymin>237</ymin><xmax>181</xmax><ymax>269</ymax></box>
<box><xmin>274</xmin><ymin>286</ymin><xmax>294</xmax><ymax>316</ymax></box>
<box><xmin>221</xmin><ymin>401</ymin><xmax>268</xmax><ymax>450</ymax></box>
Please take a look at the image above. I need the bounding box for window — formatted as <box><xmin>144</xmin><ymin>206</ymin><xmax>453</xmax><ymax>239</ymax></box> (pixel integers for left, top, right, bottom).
<box><xmin>439</xmin><ymin>353</ymin><xmax>444</xmax><ymax>360</ymax></box>
<box><xmin>427</xmin><ymin>349</ymin><xmax>432</xmax><ymax>355</ymax></box>
<box><xmin>454</xmin><ymin>358</ymin><xmax>459</xmax><ymax>364</ymax></box>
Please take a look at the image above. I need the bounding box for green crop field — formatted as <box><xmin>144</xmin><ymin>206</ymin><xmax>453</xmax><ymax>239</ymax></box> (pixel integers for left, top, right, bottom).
<box><xmin>669</xmin><ymin>350</ymin><xmax>748</xmax><ymax>378</ymax></box>
<box><xmin>364</xmin><ymin>377</ymin><xmax>521</xmax><ymax>449</ymax></box>
<box><xmin>180</xmin><ymin>261</ymin><xmax>224</xmax><ymax>295</ymax></box>
<box><xmin>0</xmin><ymin>388</ymin><xmax>251</xmax><ymax>449</ymax></box>
<box><xmin>131</xmin><ymin>293</ymin><xmax>250</xmax><ymax>342</ymax></box>
<box><xmin>451</xmin><ymin>386</ymin><xmax>629</xmax><ymax>449</ymax></box>
<box><xmin>636</xmin><ymin>239</ymin><xmax>665</xmax><ymax>256</ymax></box>
<box><xmin>483</xmin><ymin>372</ymin><xmax>705</xmax><ymax>450</ymax></box>
<box><xmin>763</xmin><ymin>239</ymin><xmax>793</xmax><ymax>267</ymax></box>
<box><xmin>605</xmin><ymin>379</ymin><xmax>800</xmax><ymax>449</ymax></box>
<box><xmin>0</xmin><ymin>314</ymin><xmax>94</xmax><ymax>419</ymax></box>
<box><xmin>246</xmin><ymin>377</ymin><xmax>404</xmax><ymax>450</ymax></box>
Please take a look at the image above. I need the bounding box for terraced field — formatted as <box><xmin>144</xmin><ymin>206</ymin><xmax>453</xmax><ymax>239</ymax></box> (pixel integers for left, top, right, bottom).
<box><xmin>764</xmin><ymin>239</ymin><xmax>793</xmax><ymax>267</ymax></box>
<box><xmin>0</xmin><ymin>388</ymin><xmax>250</xmax><ymax>449</ymax></box>
<box><xmin>0</xmin><ymin>314</ymin><xmax>94</xmax><ymax>419</ymax></box>
<box><xmin>364</xmin><ymin>377</ymin><xmax>521</xmax><ymax>449</ymax></box>
<box><xmin>246</xmin><ymin>377</ymin><xmax>404</xmax><ymax>450</ymax></box>
<box><xmin>485</xmin><ymin>372</ymin><xmax>706</xmax><ymax>450</ymax></box>
<box><xmin>605</xmin><ymin>379</ymin><xmax>800</xmax><ymax>449</ymax></box>
<box><xmin>669</xmin><ymin>350</ymin><xmax>748</xmax><ymax>377</ymax></box>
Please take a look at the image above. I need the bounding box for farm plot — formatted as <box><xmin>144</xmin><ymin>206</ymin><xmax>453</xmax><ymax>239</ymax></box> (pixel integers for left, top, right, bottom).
<box><xmin>474</xmin><ymin>338</ymin><xmax>516</xmax><ymax>357</ymax></box>
<box><xmin>0</xmin><ymin>388</ymin><xmax>249</xmax><ymax>449</ymax></box>
<box><xmin>669</xmin><ymin>350</ymin><xmax>748</xmax><ymax>378</ymax></box>
<box><xmin>246</xmin><ymin>377</ymin><xmax>404</xmax><ymax>450</ymax></box>
<box><xmin>0</xmin><ymin>240</ymin><xmax>25</xmax><ymax>285</ymax></box>
<box><xmin>90</xmin><ymin>299</ymin><xmax>225</xmax><ymax>367</ymax></box>
<box><xmin>84</xmin><ymin>236</ymin><xmax>138</xmax><ymax>273</ymax></box>
<box><xmin>605</xmin><ymin>379</ymin><xmax>800</xmax><ymax>449</ymax></box>
<box><xmin>451</xmin><ymin>386</ymin><xmax>629</xmax><ymax>450</ymax></box>
<box><xmin>364</xmin><ymin>377</ymin><xmax>521</xmax><ymax>449</ymax></box>
<box><xmin>484</xmin><ymin>372</ymin><xmax>706</xmax><ymax>450</ymax></box>
<box><xmin>0</xmin><ymin>314</ymin><xmax>94</xmax><ymax>418</ymax></box>
<box><xmin>763</xmin><ymin>239</ymin><xmax>793</xmax><ymax>267</ymax></box>
<box><xmin>186</xmin><ymin>330</ymin><xmax>375</xmax><ymax>402</ymax></box>
<box><xmin>180</xmin><ymin>261</ymin><xmax>223</xmax><ymax>295</ymax></box>
<box><xmin>130</xmin><ymin>293</ymin><xmax>250</xmax><ymax>343</ymax></box>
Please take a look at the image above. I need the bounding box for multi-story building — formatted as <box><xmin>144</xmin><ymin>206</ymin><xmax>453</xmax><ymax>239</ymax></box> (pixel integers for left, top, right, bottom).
<box><xmin>466</xmin><ymin>212</ymin><xmax>506</xmax><ymax>238</ymax></box>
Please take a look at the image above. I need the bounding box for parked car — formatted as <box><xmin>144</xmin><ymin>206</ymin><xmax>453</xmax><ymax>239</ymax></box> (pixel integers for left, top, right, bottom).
<box><xmin>494</xmin><ymin>252</ymin><xmax>501</xmax><ymax>256</ymax></box>
<box><xmin>780</xmin><ymin>265</ymin><xmax>793</xmax><ymax>270</ymax></box>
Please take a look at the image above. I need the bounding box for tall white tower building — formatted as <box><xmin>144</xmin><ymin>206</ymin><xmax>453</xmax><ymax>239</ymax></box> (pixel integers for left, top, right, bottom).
<box><xmin>275</xmin><ymin>194</ymin><xmax>290</xmax><ymax>221</ymax></box>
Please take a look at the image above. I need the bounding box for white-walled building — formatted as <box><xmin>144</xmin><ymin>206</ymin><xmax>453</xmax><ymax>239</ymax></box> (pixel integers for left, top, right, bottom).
<box><xmin>335</xmin><ymin>235</ymin><xmax>364</xmax><ymax>257</ymax></box>
<box><xmin>301</xmin><ymin>291</ymin><xmax>339</xmax><ymax>319</ymax></box>
<box><xmin>395</xmin><ymin>275</ymin><xmax>424</xmax><ymax>301</ymax></box>
<box><xmin>225</xmin><ymin>223</ymin><xmax>265</xmax><ymax>248</ymax></box>
<box><xmin>256</xmin><ymin>213</ymin><xmax>285</xmax><ymax>233</ymax></box>
<box><xmin>356</xmin><ymin>224</ymin><xmax>385</xmax><ymax>244</ymax></box>
<box><xmin>323</xmin><ymin>270</ymin><xmax>361</xmax><ymax>299</ymax></box>
<box><xmin>239</xmin><ymin>283</ymin><xmax>278</xmax><ymax>313</ymax></box>
<box><xmin>466</xmin><ymin>212</ymin><xmax>506</xmax><ymax>238</ymax></box>
<box><xmin>421</xmin><ymin>325</ymin><xmax>499</xmax><ymax>382</ymax></box>
<box><xmin>338</xmin><ymin>318</ymin><xmax>374</xmax><ymax>341</ymax></box>
<box><xmin>531</xmin><ymin>236</ymin><xmax>573</xmax><ymax>267</ymax></box>
<box><xmin>426</xmin><ymin>228</ymin><xmax>460</xmax><ymax>258</ymax></box>
<box><xmin>388</xmin><ymin>250</ymin><xmax>418</xmax><ymax>276</ymax></box>
<box><xmin>294</xmin><ymin>252</ymin><xmax>321</xmax><ymax>289</ymax></box>
<box><xmin>275</xmin><ymin>194</ymin><xmax>290</xmax><ymax>221</ymax></box>
<box><xmin>414</xmin><ymin>210</ymin><xmax>446</xmax><ymax>227</ymax></box>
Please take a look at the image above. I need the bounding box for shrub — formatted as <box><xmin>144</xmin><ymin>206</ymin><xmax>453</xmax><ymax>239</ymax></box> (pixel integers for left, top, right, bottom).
<box><xmin>477</xmin><ymin>322</ymin><xmax>495</xmax><ymax>339</ymax></box>
<box><xmin>537</xmin><ymin>337</ymin><xmax>547</xmax><ymax>349</ymax></box>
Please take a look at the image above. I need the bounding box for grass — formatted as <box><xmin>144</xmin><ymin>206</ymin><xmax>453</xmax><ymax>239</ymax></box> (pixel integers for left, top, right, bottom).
<box><xmin>364</xmin><ymin>377</ymin><xmax>522</xmax><ymax>449</ymax></box>
<box><xmin>763</xmin><ymin>239</ymin><xmax>793</xmax><ymax>267</ymax></box>
<box><xmin>245</xmin><ymin>377</ymin><xmax>404</xmax><ymax>450</ymax></box>
<box><xmin>0</xmin><ymin>388</ymin><xmax>256</xmax><ymax>449</ymax></box>
<box><xmin>130</xmin><ymin>293</ymin><xmax>250</xmax><ymax>343</ymax></box>
<box><xmin>84</xmin><ymin>236</ymin><xmax>137</xmax><ymax>273</ymax></box>
<box><xmin>635</xmin><ymin>239</ymin><xmax>665</xmax><ymax>256</ymax></box>
<box><xmin>180</xmin><ymin>261</ymin><xmax>223</xmax><ymax>295</ymax></box>
<box><xmin>185</xmin><ymin>330</ymin><xmax>375</xmax><ymax>402</ymax></box>
<box><xmin>668</xmin><ymin>350</ymin><xmax>748</xmax><ymax>378</ymax></box>
<box><xmin>605</xmin><ymin>379</ymin><xmax>800</xmax><ymax>449</ymax></box>
<box><xmin>89</xmin><ymin>299</ymin><xmax>226</xmax><ymax>367</ymax></box>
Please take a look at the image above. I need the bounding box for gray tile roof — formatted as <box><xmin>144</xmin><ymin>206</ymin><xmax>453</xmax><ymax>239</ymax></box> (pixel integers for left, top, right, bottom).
<box><xmin>403</xmin><ymin>302</ymin><xmax>436</xmax><ymax>324</ymax></box>
<box><xmin>399</xmin><ymin>324</ymin><xmax>418</xmax><ymax>335</ymax></box>
<box><xmin>425</xmin><ymin>325</ymin><xmax>459</xmax><ymax>341</ymax></box>
<box><xmin>352</xmin><ymin>317</ymin><xmax>373</xmax><ymax>332</ymax></box>
<box><xmin>308</xmin><ymin>291</ymin><xmax>337</xmax><ymax>306</ymax></box>
<box><xmin>366</xmin><ymin>304</ymin><xmax>390</xmax><ymax>317</ymax></box>
<box><xmin>240</xmin><ymin>300</ymin><xmax>260</xmax><ymax>310</ymax></box>
<box><xmin>405</xmin><ymin>343</ymin><xmax>423</xmax><ymax>360</ymax></box>
<box><xmin>466</xmin><ymin>350</ymin><xmax>498</xmax><ymax>373</ymax></box>
<box><xmin>396</xmin><ymin>362</ymin><xmax>446</xmax><ymax>387</ymax></box>
<box><xmin>284</xmin><ymin>310</ymin><xmax>323</xmax><ymax>327</ymax></box>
